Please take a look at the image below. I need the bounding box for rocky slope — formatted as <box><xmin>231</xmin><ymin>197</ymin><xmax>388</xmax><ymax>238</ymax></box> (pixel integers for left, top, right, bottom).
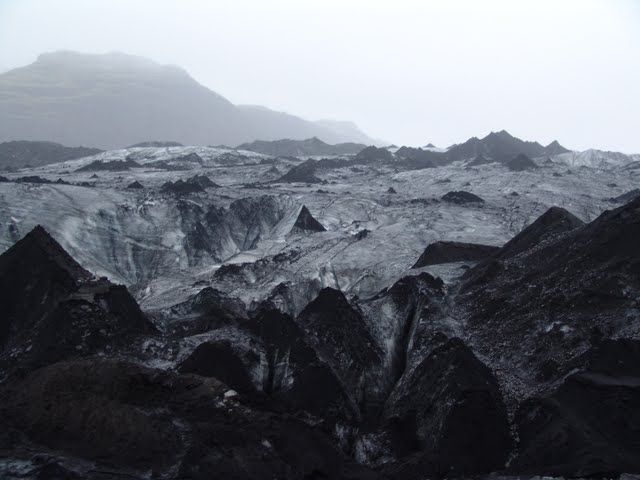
<box><xmin>237</xmin><ymin>137</ymin><xmax>366</xmax><ymax>156</ymax></box>
<box><xmin>0</xmin><ymin>140</ymin><xmax>102</xmax><ymax>171</ymax></box>
<box><xmin>458</xmin><ymin>198</ymin><xmax>640</xmax><ymax>404</ymax></box>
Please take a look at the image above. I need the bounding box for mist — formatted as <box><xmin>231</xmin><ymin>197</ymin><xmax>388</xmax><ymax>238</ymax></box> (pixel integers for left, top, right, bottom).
<box><xmin>1</xmin><ymin>0</ymin><xmax>639</xmax><ymax>151</ymax></box>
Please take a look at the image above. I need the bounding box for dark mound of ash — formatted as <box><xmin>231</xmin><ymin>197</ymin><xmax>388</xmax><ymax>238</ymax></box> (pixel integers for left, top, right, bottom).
<box><xmin>161</xmin><ymin>178</ymin><xmax>205</xmax><ymax>195</ymax></box>
<box><xmin>76</xmin><ymin>158</ymin><xmax>141</xmax><ymax>172</ymax></box>
<box><xmin>412</xmin><ymin>241</ymin><xmax>500</xmax><ymax>268</ymax></box>
<box><xmin>441</xmin><ymin>190</ymin><xmax>485</xmax><ymax>204</ymax></box>
<box><xmin>276</xmin><ymin>159</ymin><xmax>322</xmax><ymax>183</ymax></box>
<box><xmin>127</xmin><ymin>140</ymin><xmax>183</xmax><ymax>148</ymax></box>
<box><xmin>186</xmin><ymin>174</ymin><xmax>219</xmax><ymax>188</ymax></box>
<box><xmin>355</xmin><ymin>145</ymin><xmax>394</xmax><ymax>164</ymax></box>
<box><xmin>290</xmin><ymin>205</ymin><xmax>326</xmax><ymax>233</ymax></box>
<box><xmin>0</xmin><ymin>226</ymin><xmax>155</xmax><ymax>373</ymax></box>
<box><xmin>610</xmin><ymin>188</ymin><xmax>640</xmax><ymax>204</ymax></box>
<box><xmin>505</xmin><ymin>153</ymin><xmax>538</xmax><ymax>171</ymax></box>
<box><xmin>126</xmin><ymin>180</ymin><xmax>144</xmax><ymax>189</ymax></box>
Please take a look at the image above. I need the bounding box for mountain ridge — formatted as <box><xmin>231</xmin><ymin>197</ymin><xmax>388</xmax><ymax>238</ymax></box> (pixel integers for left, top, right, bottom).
<box><xmin>0</xmin><ymin>140</ymin><xmax>102</xmax><ymax>170</ymax></box>
<box><xmin>237</xmin><ymin>136</ymin><xmax>366</xmax><ymax>156</ymax></box>
<box><xmin>446</xmin><ymin>129</ymin><xmax>567</xmax><ymax>162</ymax></box>
<box><xmin>0</xmin><ymin>51</ymin><xmax>376</xmax><ymax>149</ymax></box>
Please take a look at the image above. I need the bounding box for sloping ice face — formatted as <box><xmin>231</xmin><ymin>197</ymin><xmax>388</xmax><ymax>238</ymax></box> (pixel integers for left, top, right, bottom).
<box><xmin>0</xmin><ymin>144</ymin><xmax>636</xmax><ymax>313</ymax></box>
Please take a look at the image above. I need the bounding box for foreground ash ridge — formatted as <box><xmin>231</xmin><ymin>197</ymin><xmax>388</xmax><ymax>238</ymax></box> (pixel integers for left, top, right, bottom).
<box><xmin>1</xmin><ymin>194</ymin><xmax>640</xmax><ymax>479</ymax></box>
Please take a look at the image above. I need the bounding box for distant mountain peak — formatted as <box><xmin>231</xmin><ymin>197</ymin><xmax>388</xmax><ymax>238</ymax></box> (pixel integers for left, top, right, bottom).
<box><xmin>0</xmin><ymin>51</ymin><xmax>375</xmax><ymax>148</ymax></box>
<box><xmin>0</xmin><ymin>140</ymin><xmax>102</xmax><ymax>170</ymax></box>
<box><xmin>447</xmin><ymin>130</ymin><xmax>567</xmax><ymax>162</ymax></box>
<box><xmin>36</xmin><ymin>50</ymin><xmax>177</xmax><ymax>69</ymax></box>
<box><xmin>485</xmin><ymin>129</ymin><xmax>515</xmax><ymax>139</ymax></box>
<box><xmin>238</xmin><ymin>137</ymin><xmax>365</xmax><ymax>156</ymax></box>
<box><xmin>545</xmin><ymin>140</ymin><xmax>571</xmax><ymax>155</ymax></box>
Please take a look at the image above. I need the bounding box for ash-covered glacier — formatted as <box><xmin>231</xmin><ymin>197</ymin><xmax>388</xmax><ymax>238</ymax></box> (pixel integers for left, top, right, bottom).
<box><xmin>1</xmin><ymin>134</ymin><xmax>640</xmax><ymax>479</ymax></box>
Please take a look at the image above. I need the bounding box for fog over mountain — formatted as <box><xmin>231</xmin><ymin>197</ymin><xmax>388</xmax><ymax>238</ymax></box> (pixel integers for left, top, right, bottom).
<box><xmin>2</xmin><ymin>0</ymin><xmax>639</xmax><ymax>151</ymax></box>
<box><xmin>0</xmin><ymin>51</ymin><xmax>376</xmax><ymax>149</ymax></box>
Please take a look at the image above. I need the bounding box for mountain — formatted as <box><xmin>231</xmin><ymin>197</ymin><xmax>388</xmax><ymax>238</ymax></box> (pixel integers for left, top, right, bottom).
<box><xmin>553</xmin><ymin>148</ymin><xmax>640</xmax><ymax>168</ymax></box>
<box><xmin>0</xmin><ymin>140</ymin><xmax>101</xmax><ymax>170</ymax></box>
<box><xmin>390</xmin><ymin>131</ymin><xmax>635</xmax><ymax>170</ymax></box>
<box><xmin>395</xmin><ymin>146</ymin><xmax>447</xmax><ymax>169</ymax></box>
<box><xmin>354</xmin><ymin>145</ymin><xmax>394</xmax><ymax>163</ymax></box>
<box><xmin>446</xmin><ymin>130</ymin><xmax>568</xmax><ymax>162</ymax></box>
<box><xmin>366</xmin><ymin>131</ymin><xmax>575</xmax><ymax>171</ymax></box>
<box><xmin>0</xmin><ymin>51</ymin><xmax>375</xmax><ymax>149</ymax></box>
<box><xmin>127</xmin><ymin>140</ymin><xmax>183</xmax><ymax>148</ymax></box>
<box><xmin>545</xmin><ymin>140</ymin><xmax>571</xmax><ymax>155</ymax></box>
<box><xmin>313</xmin><ymin>119</ymin><xmax>379</xmax><ymax>145</ymax></box>
<box><xmin>237</xmin><ymin>137</ymin><xmax>366</xmax><ymax>156</ymax></box>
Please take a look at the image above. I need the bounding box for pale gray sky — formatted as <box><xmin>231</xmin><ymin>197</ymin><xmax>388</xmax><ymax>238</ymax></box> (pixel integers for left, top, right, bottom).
<box><xmin>1</xmin><ymin>0</ymin><xmax>639</xmax><ymax>151</ymax></box>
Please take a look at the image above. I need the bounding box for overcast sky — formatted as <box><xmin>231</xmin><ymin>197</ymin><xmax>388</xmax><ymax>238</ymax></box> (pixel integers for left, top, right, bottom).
<box><xmin>1</xmin><ymin>0</ymin><xmax>639</xmax><ymax>151</ymax></box>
